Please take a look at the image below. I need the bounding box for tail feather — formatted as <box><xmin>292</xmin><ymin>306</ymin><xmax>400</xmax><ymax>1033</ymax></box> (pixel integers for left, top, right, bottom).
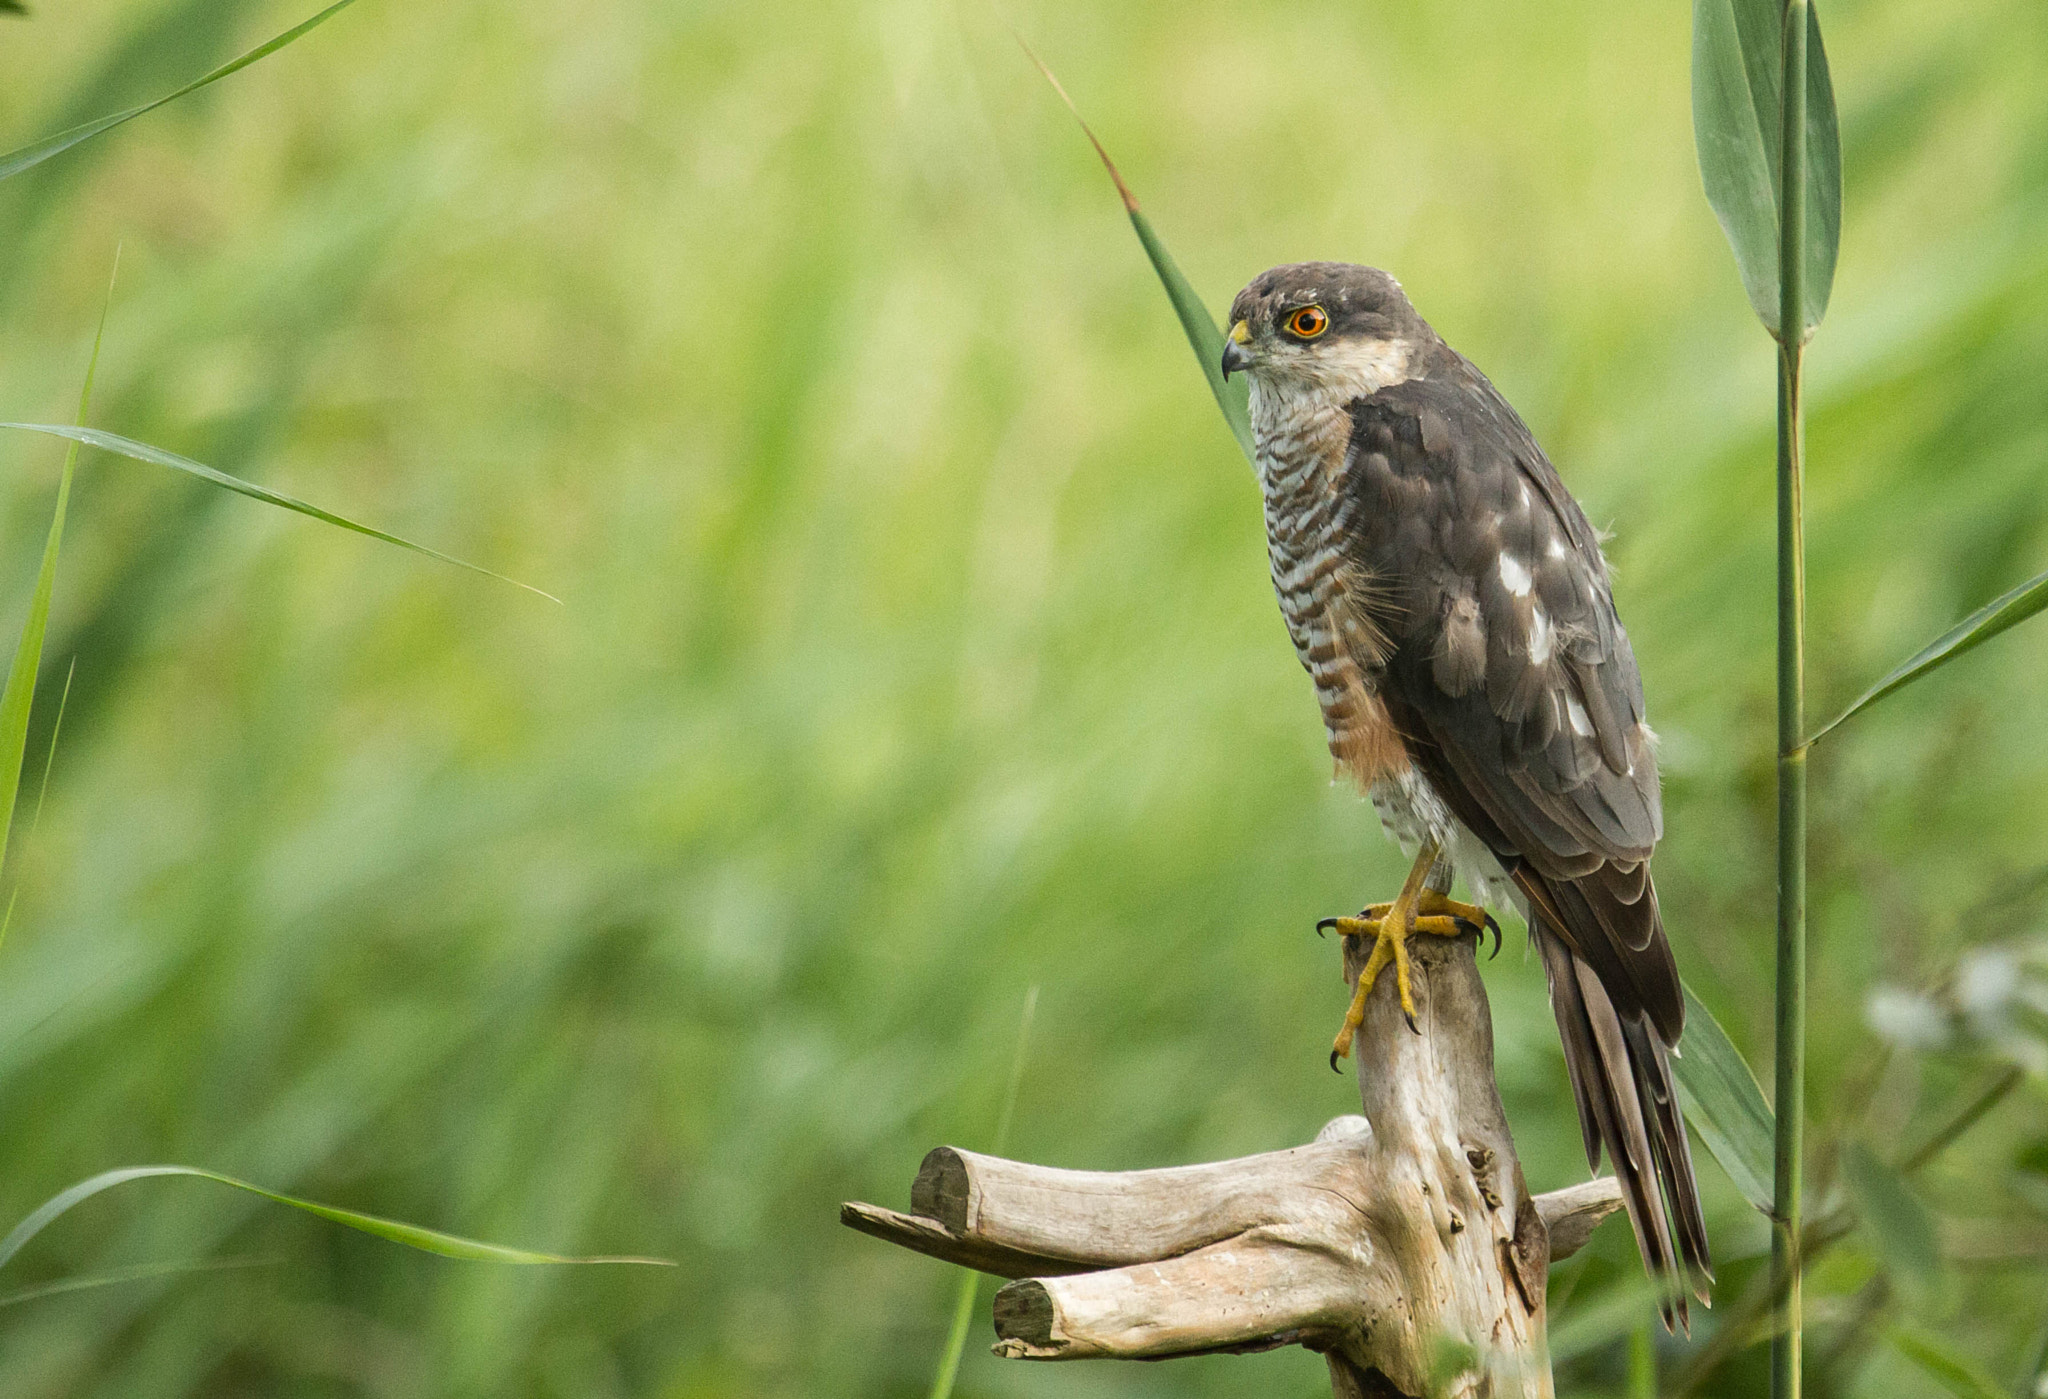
<box><xmin>1621</xmin><ymin>1010</ymin><xmax>1714</xmax><ymax>1298</ymax></box>
<box><xmin>1534</xmin><ymin>922</ymin><xmax>1711</xmax><ymax>1329</ymax></box>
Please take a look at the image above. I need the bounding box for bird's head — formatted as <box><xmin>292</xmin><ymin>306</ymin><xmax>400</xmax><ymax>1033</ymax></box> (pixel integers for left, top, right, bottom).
<box><xmin>1221</xmin><ymin>262</ymin><xmax>1430</xmax><ymax>399</ymax></box>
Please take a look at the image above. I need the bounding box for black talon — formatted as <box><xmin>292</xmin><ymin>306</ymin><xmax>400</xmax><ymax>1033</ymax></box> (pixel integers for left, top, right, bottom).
<box><xmin>1483</xmin><ymin>913</ymin><xmax>1502</xmax><ymax>959</ymax></box>
<box><xmin>1404</xmin><ymin>1009</ymin><xmax>1420</xmax><ymax>1035</ymax></box>
<box><xmin>1316</xmin><ymin>917</ymin><xmax>1338</xmax><ymax>939</ymax></box>
<box><xmin>1329</xmin><ymin>1049</ymin><xmax>1344</xmax><ymax>1073</ymax></box>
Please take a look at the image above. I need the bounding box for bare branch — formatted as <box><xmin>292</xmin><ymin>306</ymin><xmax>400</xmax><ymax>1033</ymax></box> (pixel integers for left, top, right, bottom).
<box><xmin>844</xmin><ymin>933</ymin><xmax>1593</xmax><ymax>1397</ymax></box>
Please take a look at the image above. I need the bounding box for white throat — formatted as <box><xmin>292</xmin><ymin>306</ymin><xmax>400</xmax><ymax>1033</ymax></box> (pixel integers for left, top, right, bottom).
<box><xmin>1246</xmin><ymin>335</ymin><xmax>1418</xmax><ymax>482</ymax></box>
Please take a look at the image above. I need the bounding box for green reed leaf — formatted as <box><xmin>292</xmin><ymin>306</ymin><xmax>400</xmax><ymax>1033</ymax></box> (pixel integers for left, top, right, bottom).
<box><xmin>0</xmin><ymin>260</ymin><xmax>112</xmax><ymax>892</ymax></box>
<box><xmin>1691</xmin><ymin>0</ymin><xmax>1841</xmax><ymax>335</ymax></box>
<box><xmin>1808</xmin><ymin>565</ymin><xmax>2048</xmax><ymax>743</ymax></box>
<box><xmin>1842</xmin><ymin>1142</ymin><xmax>1944</xmax><ymax>1302</ymax></box>
<box><xmin>0</xmin><ymin>1256</ymin><xmax>275</xmax><ymax>1311</ymax></box>
<box><xmin>0</xmin><ymin>424</ymin><xmax>558</xmax><ymax>602</ymax></box>
<box><xmin>1014</xmin><ymin>34</ymin><xmax>1253</xmax><ymax>462</ymax></box>
<box><xmin>1889</xmin><ymin>1329</ymin><xmax>2009</xmax><ymax>1399</ymax></box>
<box><xmin>0</xmin><ymin>1166</ymin><xmax>673</xmax><ymax>1272</ymax></box>
<box><xmin>0</xmin><ymin>0</ymin><xmax>359</xmax><ymax>183</ymax></box>
<box><xmin>928</xmin><ymin>985</ymin><xmax>1038</xmax><ymax>1399</ymax></box>
<box><xmin>27</xmin><ymin>656</ymin><xmax>73</xmax><ymax>844</ymax></box>
<box><xmin>1673</xmin><ymin>982</ymin><xmax>1776</xmax><ymax>1214</ymax></box>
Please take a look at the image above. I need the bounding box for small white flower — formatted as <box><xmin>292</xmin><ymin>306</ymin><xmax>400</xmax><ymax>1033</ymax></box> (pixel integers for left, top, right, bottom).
<box><xmin>1865</xmin><ymin>985</ymin><xmax>1950</xmax><ymax>1050</ymax></box>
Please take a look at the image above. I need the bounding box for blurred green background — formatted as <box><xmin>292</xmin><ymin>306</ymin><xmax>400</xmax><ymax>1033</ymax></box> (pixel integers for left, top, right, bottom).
<box><xmin>1</xmin><ymin>0</ymin><xmax>2045</xmax><ymax>1394</ymax></box>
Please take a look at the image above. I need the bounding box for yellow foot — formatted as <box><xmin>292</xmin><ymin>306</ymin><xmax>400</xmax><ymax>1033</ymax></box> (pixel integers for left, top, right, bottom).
<box><xmin>1319</xmin><ymin>891</ymin><xmax>1501</xmax><ymax>960</ymax></box>
<box><xmin>1320</xmin><ymin>890</ymin><xmax>1497</xmax><ymax>1070</ymax></box>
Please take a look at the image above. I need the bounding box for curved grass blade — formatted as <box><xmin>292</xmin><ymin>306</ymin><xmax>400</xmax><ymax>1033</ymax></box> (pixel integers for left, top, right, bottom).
<box><xmin>0</xmin><ymin>1166</ymin><xmax>673</xmax><ymax>1272</ymax></box>
<box><xmin>1672</xmin><ymin>983</ymin><xmax>1775</xmax><ymax>1214</ymax></box>
<box><xmin>0</xmin><ymin>1255</ymin><xmax>276</xmax><ymax>1311</ymax></box>
<box><xmin>1889</xmin><ymin>1330</ymin><xmax>2010</xmax><ymax>1399</ymax></box>
<box><xmin>0</xmin><ymin>425</ymin><xmax>558</xmax><ymax>603</ymax></box>
<box><xmin>1014</xmin><ymin>34</ymin><xmax>1254</xmax><ymax>463</ymax></box>
<box><xmin>1808</xmin><ymin>565</ymin><xmax>2048</xmax><ymax>744</ymax></box>
<box><xmin>928</xmin><ymin>985</ymin><xmax>1038</xmax><ymax>1399</ymax></box>
<box><xmin>1691</xmin><ymin>0</ymin><xmax>1841</xmax><ymax>336</ymax></box>
<box><xmin>1841</xmin><ymin>1142</ymin><xmax>1943</xmax><ymax>1303</ymax></box>
<box><xmin>0</xmin><ymin>0</ymin><xmax>359</xmax><ymax>184</ymax></box>
<box><xmin>27</xmin><ymin>656</ymin><xmax>73</xmax><ymax>842</ymax></box>
<box><xmin>0</xmin><ymin>261</ymin><xmax>113</xmax><ymax>896</ymax></box>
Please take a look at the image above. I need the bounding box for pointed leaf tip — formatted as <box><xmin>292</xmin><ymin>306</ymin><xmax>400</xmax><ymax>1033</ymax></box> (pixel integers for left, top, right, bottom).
<box><xmin>0</xmin><ymin>259</ymin><xmax>113</xmax><ymax>895</ymax></box>
<box><xmin>1013</xmin><ymin>35</ymin><xmax>1253</xmax><ymax>462</ymax></box>
<box><xmin>1810</xmin><ymin>564</ymin><xmax>2048</xmax><ymax>742</ymax></box>
<box><xmin>0</xmin><ymin>424</ymin><xmax>558</xmax><ymax>603</ymax></box>
<box><xmin>0</xmin><ymin>1166</ymin><xmax>673</xmax><ymax>1273</ymax></box>
<box><xmin>0</xmin><ymin>0</ymin><xmax>360</xmax><ymax>183</ymax></box>
<box><xmin>1008</xmin><ymin>29</ymin><xmax>1139</xmax><ymax>215</ymax></box>
<box><xmin>1672</xmin><ymin>982</ymin><xmax>1775</xmax><ymax>1214</ymax></box>
<box><xmin>1690</xmin><ymin>0</ymin><xmax>1842</xmax><ymax>335</ymax></box>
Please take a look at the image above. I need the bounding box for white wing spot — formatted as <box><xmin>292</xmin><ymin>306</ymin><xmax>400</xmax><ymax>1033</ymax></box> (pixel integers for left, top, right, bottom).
<box><xmin>1498</xmin><ymin>554</ymin><xmax>1533</xmax><ymax>597</ymax></box>
<box><xmin>1565</xmin><ymin>693</ymin><xmax>1595</xmax><ymax>737</ymax></box>
<box><xmin>1529</xmin><ymin>607</ymin><xmax>1554</xmax><ymax>665</ymax></box>
<box><xmin>1547</xmin><ymin>537</ymin><xmax>1570</xmax><ymax>561</ymax></box>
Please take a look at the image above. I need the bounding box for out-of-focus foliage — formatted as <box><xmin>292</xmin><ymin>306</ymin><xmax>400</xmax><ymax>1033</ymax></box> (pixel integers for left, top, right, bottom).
<box><xmin>0</xmin><ymin>1</ymin><xmax>2043</xmax><ymax>1396</ymax></box>
<box><xmin>0</xmin><ymin>0</ymin><xmax>357</xmax><ymax>183</ymax></box>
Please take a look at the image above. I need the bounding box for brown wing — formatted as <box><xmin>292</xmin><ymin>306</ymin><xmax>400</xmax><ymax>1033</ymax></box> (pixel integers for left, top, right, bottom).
<box><xmin>1342</xmin><ymin>349</ymin><xmax>1711</xmax><ymax>1318</ymax></box>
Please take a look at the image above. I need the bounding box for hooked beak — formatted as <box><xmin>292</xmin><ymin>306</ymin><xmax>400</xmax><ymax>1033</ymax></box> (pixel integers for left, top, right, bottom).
<box><xmin>1220</xmin><ymin>320</ymin><xmax>1253</xmax><ymax>378</ymax></box>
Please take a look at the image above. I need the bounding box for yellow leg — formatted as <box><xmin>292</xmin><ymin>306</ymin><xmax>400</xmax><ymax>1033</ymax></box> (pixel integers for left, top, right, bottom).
<box><xmin>1321</xmin><ymin>842</ymin><xmax>1497</xmax><ymax>1068</ymax></box>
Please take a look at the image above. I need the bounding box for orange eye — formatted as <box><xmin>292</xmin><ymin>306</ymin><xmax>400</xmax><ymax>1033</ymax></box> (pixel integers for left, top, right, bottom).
<box><xmin>1286</xmin><ymin>305</ymin><xmax>1329</xmax><ymax>339</ymax></box>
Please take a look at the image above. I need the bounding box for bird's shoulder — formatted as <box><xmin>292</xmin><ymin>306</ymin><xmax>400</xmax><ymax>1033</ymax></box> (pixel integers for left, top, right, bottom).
<box><xmin>1336</xmin><ymin>348</ymin><xmax>1663</xmax><ymax>865</ymax></box>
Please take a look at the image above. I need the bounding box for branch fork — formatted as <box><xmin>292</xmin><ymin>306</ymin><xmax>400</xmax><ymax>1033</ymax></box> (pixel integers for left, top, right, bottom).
<box><xmin>844</xmin><ymin>932</ymin><xmax>1623</xmax><ymax>1397</ymax></box>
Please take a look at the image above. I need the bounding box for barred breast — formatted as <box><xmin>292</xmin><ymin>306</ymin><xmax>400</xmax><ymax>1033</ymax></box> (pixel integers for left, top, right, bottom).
<box><xmin>1248</xmin><ymin>380</ymin><xmax>1407</xmax><ymax>789</ymax></box>
<box><xmin>1248</xmin><ymin>379</ymin><xmax>1521</xmax><ymax>910</ymax></box>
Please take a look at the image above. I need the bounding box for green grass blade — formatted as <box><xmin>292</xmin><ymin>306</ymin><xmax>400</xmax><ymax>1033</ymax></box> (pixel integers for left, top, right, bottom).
<box><xmin>1690</xmin><ymin>0</ymin><xmax>1842</xmax><ymax>335</ymax></box>
<box><xmin>0</xmin><ymin>1256</ymin><xmax>276</xmax><ymax>1311</ymax></box>
<box><xmin>1841</xmin><ymin>1142</ymin><xmax>1943</xmax><ymax>1302</ymax></box>
<box><xmin>1889</xmin><ymin>1330</ymin><xmax>2010</xmax><ymax>1399</ymax></box>
<box><xmin>1808</xmin><ymin>565</ymin><xmax>2048</xmax><ymax>743</ymax></box>
<box><xmin>928</xmin><ymin>985</ymin><xmax>1037</xmax><ymax>1399</ymax></box>
<box><xmin>1672</xmin><ymin>982</ymin><xmax>1776</xmax><ymax>1214</ymax></box>
<box><xmin>27</xmin><ymin>655</ymin><xmax>73</xmax><ymax>842</ymax></box>
<box><xmin>1126</xmin><ymin>210</ymin><xmax>1254</xmax><ymax>462</ymax></box>
<box><xmin>0</xmin><ymin>0</ymin><xmax>359</xmax><ymax>183</ymax></box>
<box><xmin>0</xmin><ymin>424</ymin><xmax>559</xmax><ymax>603</ymax></box>
<box><xmin>0</xmin><ymin>266</ymin><xmax>113</xmax><ymax>891</ymax></box>
<box><xmin>1014</xmin><ymin>35</ymin><xmax>1253</xmax><ymax>462</ymax></box>
<box><xmin>0</xmin><ymin>1166</ymin><xmax>673</xmax><ymax>1272</ymax></box>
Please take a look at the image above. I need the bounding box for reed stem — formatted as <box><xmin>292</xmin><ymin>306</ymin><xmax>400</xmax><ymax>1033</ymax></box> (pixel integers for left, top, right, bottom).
<box><xmin>1771</xmin><ymin>4</ymin><xmax>1811</xmax><ymax>1398</ymax></box>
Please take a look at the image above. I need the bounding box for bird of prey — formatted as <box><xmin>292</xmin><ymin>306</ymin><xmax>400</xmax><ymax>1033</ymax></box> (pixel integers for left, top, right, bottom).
<box><xmin>1219</xmin><ymin>262</ymin><xmax>1711</xmax><ymax>1321</ymax></box>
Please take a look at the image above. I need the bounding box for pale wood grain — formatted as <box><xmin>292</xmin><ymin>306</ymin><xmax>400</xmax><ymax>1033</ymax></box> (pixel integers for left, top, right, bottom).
<box><xmin>842</xmin><ymin>932</ymin><xmax>1628</xmax><ymax>1397</ymax></box>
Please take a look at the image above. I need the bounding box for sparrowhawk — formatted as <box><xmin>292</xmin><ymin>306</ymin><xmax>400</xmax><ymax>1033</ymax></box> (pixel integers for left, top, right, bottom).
<box><xmin>1220</xmin><ymin>262</ymin><xmax>1711</xmax><ymax>1322</ymax></box>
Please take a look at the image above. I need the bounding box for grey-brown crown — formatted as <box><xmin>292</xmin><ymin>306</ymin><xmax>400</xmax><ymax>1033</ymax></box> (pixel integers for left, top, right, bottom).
<box><xmin>1228</xmin><ymin>263</ymin><xmax>1432</xmax><ymax>344</ymax></box>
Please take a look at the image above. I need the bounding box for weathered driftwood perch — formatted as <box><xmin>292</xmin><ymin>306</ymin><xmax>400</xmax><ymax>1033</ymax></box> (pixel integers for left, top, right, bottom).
<box><xmin>843</xmin><ymin>931</ymin><xmax>1625</xmax><ymax>1397</ymax></box>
